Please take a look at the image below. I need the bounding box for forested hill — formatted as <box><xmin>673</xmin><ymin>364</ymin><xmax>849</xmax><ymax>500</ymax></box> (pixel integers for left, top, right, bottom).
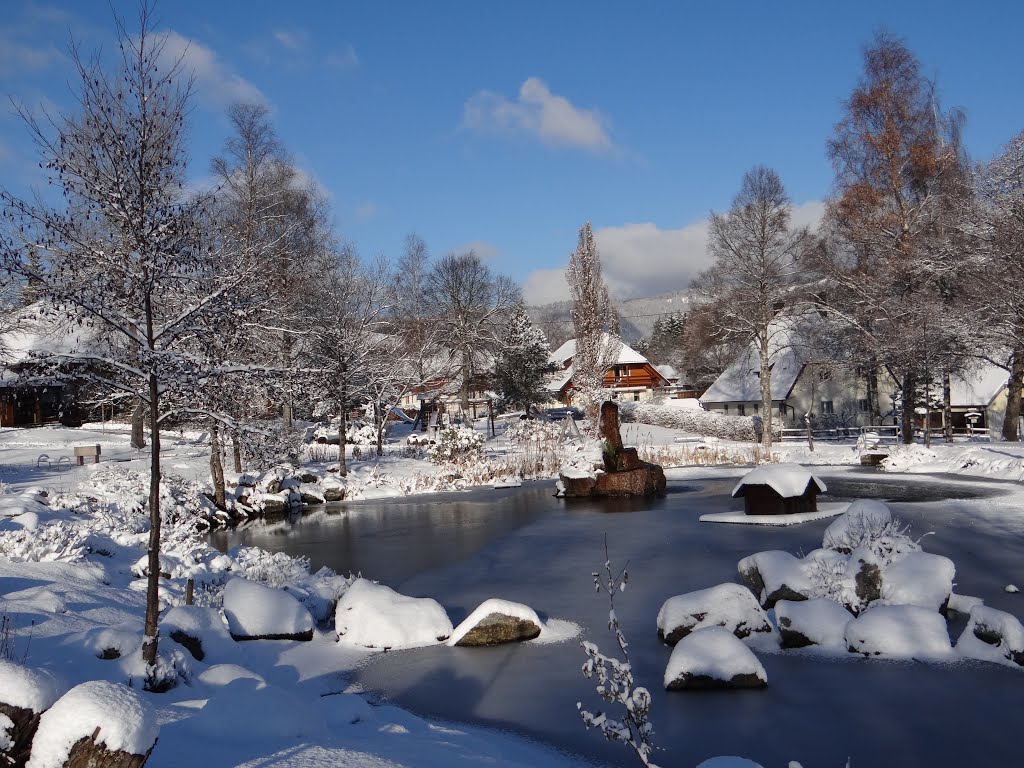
<box><xmin>529</xmin><ymin>289</ymin><xmax>690</xmax><ymax>347</ymax></box>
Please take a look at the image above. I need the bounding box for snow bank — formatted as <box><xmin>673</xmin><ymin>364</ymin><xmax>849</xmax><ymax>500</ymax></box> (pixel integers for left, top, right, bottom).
<box><xmin>663</xmin><ymin>626</ymin><xmax>768</xmax><ymax>689</ymax></box>
<box><xmin>193</xmin><ymin>677</ymin><xmax>326</xmax><ymax>743</ymax></box>
<box><xmin>335</xmin><ymin>578</ymin><xmax>452</xmax><ymax>649</ymax></box>
<box><xmin>731</xmin><ymin>463</ymin><xmax>825</xmax><ymax>499</ymax></box>
<box><xmin>27</xmin><ymin>681</ymin><xmax>158</xmax><ymax>768</ymax></box>
<box><xmin>222</xmin><ymin>578</ymin><xmax>314</xmax><ymax>640</ymax></box>
<box><xmin>845</xmin><ymin>605</ymin><xmax>953</xmax><ymax>659</ymax></box>
<box><xmin>0</xmin><ymin>661</ymin><xmax>62</xmax><ymax>712</ymax></box>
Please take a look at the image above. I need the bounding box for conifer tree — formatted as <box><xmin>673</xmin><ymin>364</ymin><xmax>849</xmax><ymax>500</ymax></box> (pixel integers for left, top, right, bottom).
<box><xmin>494</xmin><ymin>303</ymin><xmax>552</xmax><ymax>413</ymax></box>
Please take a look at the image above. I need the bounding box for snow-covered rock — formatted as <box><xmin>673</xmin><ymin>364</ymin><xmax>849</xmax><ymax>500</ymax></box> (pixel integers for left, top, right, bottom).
<box><xmin>880</xmin><ymin>551</ymin><xmax>955</xmax><ymax>613</ymax></box>
<box><xmin>335</xmin><ymin>578</ymin><xmax>452</xmax><ymax>649</ymax></box>
<box><xmin>0</xmin><ymin>661</ymin><xmax>62</xmax><ymax>714</ymax></box>
<box><xmin>27</xmin><ymin>680</ymin><xmax>158</xmax><ymax>768</ymax></box>
<box><xmin>822</xmin><ymin>499</ymin><xmax>892</xmax><ymax>553</ymax></box>
<box><xmin>663</xmin><ymin>627</ymin><xmax>768</xmax><ymax>690</ymax></box>
<box><xmin>71</xmin><ymin>623</ymin><xmax>143</xmax><ymax>660</ymax></box>
<box><xmin>297</xmin><ymin>482</ymin><xmax>326</xmax><ymax>505</ymax></box>
<box><xmin>448</xmin><ymin>599</ymin><xmax>542</xmax><ymax>647</ymax></box>
<box><xmin>320</xmin><ymin>474</ymin><xmax>346</xmax><ymax>502</ymax></box>
<box><xmin>222</xmin><ymin>578</ymin><xmax>314</xmax><ymax>641</ymax></box>
<box><xmin>845</xmin><ymin>604</ymin><xmax>953</xmax><ymax>659</ymax></box>
<box><xmin>956</xmin><ymin>606</ymin><xmax>1024</xmax><ymax>668</ymax></box>
<box><xmin>163</xmin><ymin>605</ymin><xmax>236</xmax><ymax>662</ymax></box>
<box><xmin>196</xmin><ymin>664</ymin><xmax>266</xmax><ymax>689</ymax></box>
<box><xmin>737</xmin><ymin>550</ymin><xmax>815</xmax><ymax>608</ymax></box>
<box><xmin>774</xmin><ymin>598</ymin><xmax>852</xmax><ymax>649</ymax></box>
<box><xmin>657</xmin><ymin>583</ymin><xmax>772</xmax><ymax>645</ymax></box>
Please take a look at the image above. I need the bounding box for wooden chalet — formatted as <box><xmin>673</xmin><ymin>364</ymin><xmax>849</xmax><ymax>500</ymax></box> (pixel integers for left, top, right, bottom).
<box><xmin>546</xmin><ymin>334</ymin><xmax>670</xmax><ymax>405</ymax></box>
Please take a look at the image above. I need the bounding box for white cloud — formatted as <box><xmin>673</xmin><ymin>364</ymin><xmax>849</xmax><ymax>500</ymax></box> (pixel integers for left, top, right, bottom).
<box><xmin>355</xmin><ymin>201</ymin><xmax>378</xmax><ymax>220</ymax></box>
<box><xmin>0</xmin><ymin>32</ymin><xmax>63</xmax><ymax>76</ymax></box>
<box><xmin>155</xmin><ymin>30</ymin><xmax>266</xmax><ymax>107</ymax></box>
<box><xmin>521</xmin><ymin>201</ymin><xmax>826</xmax><ymax>304</ymax></box>
<box><xmin>455</xmin><ymin>240</ymin><xmax>500</xmax><ymax>261</ymax></box>
<box><xmin>325</xmin><ymin>43</ymin><xmax>360</xmax><ymax>72</ymax></box>
<box><xmin>272</xmin><ymin>29</ymin><xmax>306</xmax><ymax>51</ymax></box>
<box><xmin>462</xmin><ymin>77</ymin><xmax>611</xmax><ymax>153</ymax></box>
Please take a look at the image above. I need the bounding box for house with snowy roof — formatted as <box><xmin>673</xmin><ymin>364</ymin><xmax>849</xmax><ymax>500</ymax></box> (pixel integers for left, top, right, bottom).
<box><xmin>545</xmin><ymin>334</ymin><xmax>670</xmax><ymax>405</ymax></box>
<box><xmin>731</xmin><ymin>464</ymin><xmax>826</xmax><ymax>516</ymax></box>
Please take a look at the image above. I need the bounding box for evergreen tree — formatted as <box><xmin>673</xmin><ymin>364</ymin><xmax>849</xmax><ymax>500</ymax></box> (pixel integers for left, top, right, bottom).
<box><xmin>494</xmin><ymin>303</ymin><xmax>552</xmax><ymax>412</ymax></box>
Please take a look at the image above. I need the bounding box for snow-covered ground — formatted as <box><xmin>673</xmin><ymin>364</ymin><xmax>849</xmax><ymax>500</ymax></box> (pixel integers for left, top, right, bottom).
<box><xmin>2</xmin><ymin>421</ymin><xmax>1023</xmax><ymax>767</ymax></box>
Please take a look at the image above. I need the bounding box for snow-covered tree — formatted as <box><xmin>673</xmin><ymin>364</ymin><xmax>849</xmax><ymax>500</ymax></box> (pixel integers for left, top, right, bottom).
<box><xmin>974</xmin><ymin>129</ymin><xmax>1024</xmax><ymax>441</ymax></box>
<box><xmin>494</xmin><ymin>302</ymin><xmax>552</xmax><ymax>413</ymax></box>
<box><xmin>566</xmin><ymin>222</ymin><xmax>621</xmax><ymax>418</ymax></box>
<box><xmin>809</xmin><ymin>31</ymin><xmax>971</xmax><ymax>442</ymax></box>
<box><xmin>691</xmin><ymin>166</ymin><xmax>809</xmax><ymax>450</ymax></box>
<box><xmin>0</xmin><ymin>6</ymin><xmax>269</xmax><ymax>683</ymax></box>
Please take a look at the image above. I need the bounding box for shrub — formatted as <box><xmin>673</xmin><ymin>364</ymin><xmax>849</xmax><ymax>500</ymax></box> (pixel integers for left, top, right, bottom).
<box><xmin>428</xmin><ymin>425</ymin><xmax>485</xmax><ymax>464</ymax></box>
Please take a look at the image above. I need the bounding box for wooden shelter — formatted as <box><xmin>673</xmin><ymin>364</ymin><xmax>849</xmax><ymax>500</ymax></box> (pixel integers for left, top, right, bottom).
<box><xmin>731</xmin><ymin>464</ymin><xmax>826</xmax><ymax>516</ymax></box>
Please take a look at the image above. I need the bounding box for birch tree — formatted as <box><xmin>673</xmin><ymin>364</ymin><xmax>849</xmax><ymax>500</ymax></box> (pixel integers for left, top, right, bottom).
<box><xmin>691</xmin><ymin>167</ymin><xmax>808</xmax><ymax>450</ymax></box>
<box><xmin>0</xmin><ymin>6</ymin><xmax>266</xmax><ymax>685</ymax></box>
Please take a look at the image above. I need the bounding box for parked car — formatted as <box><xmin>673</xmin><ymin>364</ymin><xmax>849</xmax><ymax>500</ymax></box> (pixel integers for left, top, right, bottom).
<box><xmin>546</xmin><ymin>406</ymin><xmax>584</xmax><ymax>421</ymax></box>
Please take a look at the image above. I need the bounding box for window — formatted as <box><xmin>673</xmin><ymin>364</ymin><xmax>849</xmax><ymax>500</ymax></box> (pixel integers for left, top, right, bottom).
<box><xmin>753</xmin><ymin>403</ymin><xmax>759</xmax><ymax>414</ymax></box>
<box><xmin>737</xmin><ymin>404</ymin><xmax>746</xmax><ymax>416</ymax></box>
<box><xmin>723</xmin><ymin>405</ymin><xmax>729</xmax><ymax>414</ymax></box>
<box><xmin>633</xmin><ymin>393</ymin><xmax>640</xmax><ymax>402</ymax></box>
<box><xmin>821</xmin><ymin>400</ymin><xmax>834</xmax><ymax>414</ymax></box>
<box><xmin>858</xmin><ymin>399</ymin><xmax>870</xmax><ymax>412</ymax></box>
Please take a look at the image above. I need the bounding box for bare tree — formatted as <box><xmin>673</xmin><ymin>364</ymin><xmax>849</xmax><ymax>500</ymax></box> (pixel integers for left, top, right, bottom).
<box><xmin>691</xmin><ymin>167</ymin><xmax>808</xmax><ymax>450</ymax></box>
<box><xmin>809</xmin><ymin>31</ymin><xmax>969</xmax><ymax>443</ymax></box>
<box><xmin>566</xmin><ymin>222</ymin><xmax>621</xmax><ymax>419</ymax></box>
<box><xmin>425</xmin><ymin>250</ymin><xmax>520</xmax><ymax>413</ymax></box>
<box><xmin>0</xmin><ymin>5</ymin><xmax>266</xmax><ymax>685</ymax></box>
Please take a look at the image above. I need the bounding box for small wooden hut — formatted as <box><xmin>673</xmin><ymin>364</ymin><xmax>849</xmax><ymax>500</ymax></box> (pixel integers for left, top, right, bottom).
<box><xmin>731</xmin><ymin>464</ymin><xmax>826</xmax><ymax>516</ymax></box>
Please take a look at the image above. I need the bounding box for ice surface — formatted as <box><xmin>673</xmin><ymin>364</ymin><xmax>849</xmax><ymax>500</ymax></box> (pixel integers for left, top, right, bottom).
<box><xmin>27</xmin><ymin>680</ymin><xmax>158</xmax><ymax>768</ymax></box>
<box><xmin>335</xmin><ymin>578</ymin><xmax>452</xmax><ymax>649</ymax></box>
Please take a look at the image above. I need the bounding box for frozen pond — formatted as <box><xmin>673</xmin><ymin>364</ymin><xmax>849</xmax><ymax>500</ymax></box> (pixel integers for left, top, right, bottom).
<box><xmin>214</xmin><ymin>469</ymin><xmax>1023</xmax><ymax>767</ymax></box>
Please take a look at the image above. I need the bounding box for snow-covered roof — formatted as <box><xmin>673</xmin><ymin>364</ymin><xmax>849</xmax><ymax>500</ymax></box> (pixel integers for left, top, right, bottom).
<box><xmin>701</xmin><ymin>326</ymin><xmax>804</xmax><ymax>404</ymax></box>
<box><xmin>949</xmin><ymin>363</ymin><xmax>1009</xmax><ymax>408</ymax></box>
<box><xmin>656</xmin><ymin>364</ymin><xmax>679</xmax><ymax>381</ymax></box>
<box><xmin>0</xmin><ymin>305</ymin><xmax>99</xmax><ymax>382</ymax></box>
<box><xmin>548</xmin><ymin>334</ymin><xmax>650</xmax><ymax>368</ymax></box>
<box><xmin>731</xmin><ymin>463</ymin><xmax>826</xmax><ymax>498</ymax></box>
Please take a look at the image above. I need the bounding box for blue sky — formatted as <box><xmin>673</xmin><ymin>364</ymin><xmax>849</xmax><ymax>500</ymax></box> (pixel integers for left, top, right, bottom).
<box><xmin>2</xmin><ymin>1</ymin><xmax>1023</xmax><ymax>304</ymax></box>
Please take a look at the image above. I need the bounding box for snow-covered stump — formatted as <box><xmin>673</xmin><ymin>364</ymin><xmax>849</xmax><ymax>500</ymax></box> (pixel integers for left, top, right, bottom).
<box><xmin>656</xmin><ymin>583</ymin><xmax>772</xmax><ymax>645</ymax></box>
<box><xmin>956</xmin><ymin>606</ymin><xmax>1024</xmax><ymax>668</ymax></box>
<box><xmin>28</xmin><ymin>681</ymin><xmax>158</xmax><ymax>768</ymax></box>
<box><xmin>335</xmin><ymin>578</ymin><xmax>452</xmax><ymax>650</ymax></box>
<box><xmin>0</xmin><ymin>661</ymin><xmax>61</xmax><ymax>767</ymax></box>
<box><xmin>222</xmin><ymin>579</ymin><xmax>314</xmax><ymax>642</ymax></box>
<box><xmin>663</xmin><ymin>627</ymin><xmax>768</xmax><ymax>691</ymax></box>
<box><xmin>774</xmin><ymin>598</ymin><xmax>853</xmax><ymax>650</ymax></box>
<box><xmin>448</xmin><ymin>599</ymin><xmax>542</xmax><ymax>647</ymax></box>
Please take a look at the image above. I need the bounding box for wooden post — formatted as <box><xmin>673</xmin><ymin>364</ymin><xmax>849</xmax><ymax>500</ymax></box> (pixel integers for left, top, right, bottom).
<box><xmin>185</xmin><ymin>578</ymin><xmax>194</xmax><ymax>606</ymax></box>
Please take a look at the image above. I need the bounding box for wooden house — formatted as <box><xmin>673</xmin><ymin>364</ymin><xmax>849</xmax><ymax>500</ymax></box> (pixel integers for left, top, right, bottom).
<box><xmin>731</xmin><ymin>464</ymin><xmax>826</xmax><ymax>516</ymax></box>
<box><xmin>546</xmin><ymin>334</ymin><xmax>670</xmax><ymax>405</ymax></box>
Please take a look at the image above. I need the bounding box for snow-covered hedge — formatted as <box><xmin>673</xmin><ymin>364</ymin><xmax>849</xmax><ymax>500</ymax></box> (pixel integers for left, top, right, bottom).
<box><xmin>428</xmin><ymin>425</ymin><xmax>485</xmax><ymax>464</ymax></box>
<box><xmin>620</xmin><ymin>401</ymin><xmax>768</xmax><ymax>442</ymax></box>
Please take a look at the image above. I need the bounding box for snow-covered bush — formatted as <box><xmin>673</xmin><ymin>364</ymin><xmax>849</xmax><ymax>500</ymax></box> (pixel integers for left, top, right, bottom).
<box><xmin>823</xmin><ymin>502</ymin><xmax>922</xmax><ymax>565</ymax></box>
<box><xmin>505</xmin><ymin>418</ymin><xmax>563</xmax><ymax>445</ymax></box>
<box><xmin>238</xmin><ymin>421</ymin><xmax>304</xmax><ymax>469</ymax></box>
<box><xmin>620</xmin><ymin>401</ymin><xmax>769</xmax><ymax>442</ymax></box>
<box><xmin>428</xmin><ymin>425</ymin><xmax>485</xmax><ymax>464</ymax></box>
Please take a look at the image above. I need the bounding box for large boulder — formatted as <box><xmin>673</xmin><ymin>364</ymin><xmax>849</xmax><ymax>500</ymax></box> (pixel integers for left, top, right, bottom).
<box><xmin>449</xmin><ymin>599</ymin><xmax>542</xmax><ymax>647</ymax></box>
<box><xmin>321</xmin><ymin>475</ymin><xmax>346</xmax><ymax>502</ymax></box>
<box><xmin>556</xmin><ymin>471</ymin><xmax>598</xmax><ymax>498</ymax></box>
<box><xmin>28</xmin><ymin>681</ymin><xmax>158</xmax><ymax>768</ymax></box>
<box><xmin>335</xmin><ymin>578</ymin><xmax>452</xmax><ymax>650</ymax></box>
<box><xmin>222</xmin><ymin>579</ymin><xmax>314</xmax><ymax>642</ymax></box>
<box><xmin>737</xmin><ymin>550</ymin><xmax>817</xmax><ymax>608</ymax></box>
<box><xmin>775</xmin><ymin>598</ymin><xmax>853</xmax><ymax>649</ymax></box>
<box><xmin>663</xmin><ymin>627</ymin><xmax>768</xmax><ymax>691</ymax></box>
<box><xmin>0</xmin><ymin>661</ymin><xmax>61</xmax><ymax>767</ymax></box>
<box><xmin>845</xmin><ymin>604</ymin><xmax>953</xmax><ymax>659</ymax></box>
<box><xmin>956</xmin><ymin>605</ymin><xmax>1024</xmax><ymax>668</ymax></box>
<box><xmin>594</xmin><ymin>465</ymin><xmax>666</xmax><ymax>497</ymax></box>
<box><xmin>657</xmin><ymin>583</ymin><xmax>772</xmax><ymax>645</ymax></box>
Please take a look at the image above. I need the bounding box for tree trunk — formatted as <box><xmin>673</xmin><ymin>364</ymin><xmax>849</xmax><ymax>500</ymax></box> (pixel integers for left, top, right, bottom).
<box><xmin>866</xmin><ymin>368</ymin><xmax>880</xmax><ymax>425</ymax></box>
<box><xmin>131</xmin><ymin>399</ymin><xmax>146</xmax><ymax>449</ymax></box>
<box><xmin>942</xmin><ymin>372</ymin><xmax>953</xmax><ymax>443</ymax></box>
<box><xmin>232</xmin><ymin>433</ymin><xmax>242</xmax><ymax>473</ymax></box>
<box><xmin>759</xmin><ymin>339</ymin><xmax>772</xmax><ymax>451</ymax></box>
<box><xmin>901</xmin><ymin>372</ymin><xmax>916</xmax><ymax>445</ymax></box>
<box><xmin>1002</xmin><ymin>349</ymin><xmax>1024</xmax><ymax>442</ymax></box>
<box><xmin>338</xmin><ymin>398</ymin><xmax>348</xmax><ymax>478</ymax></box>
<box><xmin>374</xmin><ymin>401</ymin><xmax>384</xmax><ymax>457</ymax></box>
<box><xmin>142</xmin><ymin>371</ymin><xmax>161</xmax><ymax>673</ymax></box>
<box><xmin>209</xmin><ymin>422</ymin><xmax>226</xmax><ymax>510</ymax></box>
